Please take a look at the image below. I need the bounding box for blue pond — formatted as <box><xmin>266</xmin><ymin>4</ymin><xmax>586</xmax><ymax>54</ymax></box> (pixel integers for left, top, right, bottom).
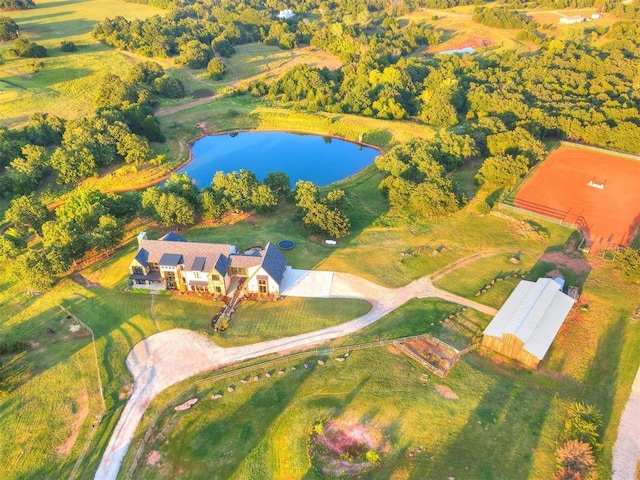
<box><xmin>179</xmin><ymin>131</ymin><xmax>380</xmax><ymax>187</ymax></box>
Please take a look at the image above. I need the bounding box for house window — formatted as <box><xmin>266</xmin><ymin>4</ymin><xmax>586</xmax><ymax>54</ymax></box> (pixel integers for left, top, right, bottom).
<box><xmin>211</xmin><ymin>274</ymin><xmax>221</xmax><ymax>282</ymax></box>
<box><xmin>258</xmin><ymin>279</ymin><xmax>268</xmax><ymax>294</ymax></box>
<box><xmin>228</xmin><ymin>267</ymin><xmax>248</xmax><ymax>277</ymax></box>
<box><xmin>164</xmin><ymin>272</ymin><xmax>177</xmax><ymax>289</ymax></box>
<box><xmin>215</xmin><ymin>286</ymin><xmax>222</xmax><ymax>293</ymax></box>
<box><xmin>132</xmin><ymin>266</ymin><xmax>143</xmax><ymax>275</ymax></box>
<box><xmin>193</xmin><ymin>271</ymin><xmax>201</xmax><ymax>279</ymax></box>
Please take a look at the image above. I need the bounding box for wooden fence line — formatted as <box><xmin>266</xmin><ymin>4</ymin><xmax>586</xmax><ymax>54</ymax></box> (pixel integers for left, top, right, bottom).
<box><xmin>126</xmin><ymin>332</ymin><xmax>467</xmax><ymax>477</ymax></box>
<box><xmin>59</xmin><ymin>304</ymin><xmax>106</xmax><ymax>480</ymax></box>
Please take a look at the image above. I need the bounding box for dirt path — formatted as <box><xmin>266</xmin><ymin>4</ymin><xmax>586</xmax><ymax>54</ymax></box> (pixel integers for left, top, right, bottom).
<box><xmin>94</xmin><ymin>269</ymin><xmax>496</xmax><ymax>480</ymax></box>
<box><xmin>612</xmin><ymin>366</ymin><xmax>640</xmax><ymax>480</ymax></box>
<box><xmin>56</xmin><ymin>388</ymin><xmax>89</xmax><ymax>456</ymax></box>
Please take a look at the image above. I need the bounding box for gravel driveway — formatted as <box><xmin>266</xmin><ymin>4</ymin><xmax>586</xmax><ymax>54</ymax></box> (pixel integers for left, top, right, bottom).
<box><xmin>94</xmin><ymin>270</ymin><xmax>496</xmax><ymax>480</ymax></box>
<box><xmin>612</xmin><ymin>366</ymin><xmax>640</xmax><ymax>480</ymax></box>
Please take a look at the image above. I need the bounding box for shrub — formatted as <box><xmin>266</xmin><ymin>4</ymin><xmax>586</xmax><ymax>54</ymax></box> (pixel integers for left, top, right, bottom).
<box><xmin>365</xmin><ymin>450</ymin><xmax>380</xmax><ymax>464</ymax></box>
<box><xmin>0</xmin><ymin>15</ymin><xmax>19</xmax><ymax>41</ymax></box>
<box><xmin>0</xmin><ymin>340</ymin><xmax>29</xmax><ymax>355</ymax></box>
<box><xmin>60</xmin><ymin>40</ymin><xmax>77</xmax><ymax>52</ymax></box>
<box><xmin>564</xmin><ymin>402</ymin><xmax>603</xmax><ymax>450</ymax></box>
<box><xmin>206</xmin><ymin>57</ymin><xmax>227</xmax><ymax>80</ymax></box>
<box><xmin>554</xmin><ymin>440</ymin><xmax>595</xmax><ymax>479</ymax></box>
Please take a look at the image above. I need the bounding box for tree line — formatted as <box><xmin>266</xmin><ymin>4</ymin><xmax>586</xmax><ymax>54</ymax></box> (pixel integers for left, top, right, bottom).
<box><xmin>254</xmin><ymin>32</ymin><xmax>640</xmax><ymax>155</ymax></box>
<box><xmin>0</xmin><ymin>61</ymin><xmax>185</xmax><ymax>198</ymax></box>
<box><xmin>0</xmin><ymin>168</ymin><xmax>352</xmax><ymax>290</ymax></box>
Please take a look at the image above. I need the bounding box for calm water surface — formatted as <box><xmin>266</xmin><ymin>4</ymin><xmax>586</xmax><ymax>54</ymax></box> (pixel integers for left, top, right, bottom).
<box><xmin>180</xmin><ymin>131</ymin><xmax>380</xmax><ymax>187</ymax></box>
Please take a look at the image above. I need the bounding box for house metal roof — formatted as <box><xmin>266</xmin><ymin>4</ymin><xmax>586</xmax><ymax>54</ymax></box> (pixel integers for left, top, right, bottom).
<box><xmin>159</xmin><ymin>253</ymin><xmax>183</xmax><ymax>266</ymax></box>
<box><xmin>131</xmin><ymin>233</ymin><xmax>287</xmax><ymax>285</ymax></box>
<box><xmin>134</xmin><ymin>237</ymin><xmax>234</xmax><ymax>274</ymax></box>
<box><xmin>191</xmin><ymin>256</ymin><xmax>206</xmax><ymax>272</ymax></box>
<box><xmin>158</xmin><ymin>232</ymin><xmax>187</xmax><ymax>242</ymax></box>
<box><xmin>260</xmin><ymin>242</ymin><xmax>287</xmax><ymax>284</ymax></box>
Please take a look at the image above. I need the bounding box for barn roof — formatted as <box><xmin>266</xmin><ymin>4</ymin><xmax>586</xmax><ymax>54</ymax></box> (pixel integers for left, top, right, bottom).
<box><xmin>483</xmin><ymin>278</ymin><xmax>575</xmax><ymax>361</ymax></box>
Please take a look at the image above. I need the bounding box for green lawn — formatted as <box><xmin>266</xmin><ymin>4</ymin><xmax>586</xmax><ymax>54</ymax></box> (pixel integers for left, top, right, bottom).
<box><xmin>333</xmin><ymin>297</ymin><xmax>491</xmax><ymax>350</ymax></box>
<box><xmin>126</xmin><ymin>347</ymin><xmax>567</xmax><ymax>480</ymax></box>
<box><xmin>214</xmin><ymin>297</ymin><xmax>372</xmax><ymax>347</ymax></box>
<box><xmin>120</xmin><ymin>246</ymin><xmax>640</xmax><ymax>480</ymax></box>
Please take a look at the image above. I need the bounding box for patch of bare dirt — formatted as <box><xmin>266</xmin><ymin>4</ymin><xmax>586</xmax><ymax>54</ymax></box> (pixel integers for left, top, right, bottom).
<box><xmin>310</xmin><ymin>420</ymin><xmax>384</xmax><ymax>478</ymax></box>
<box><xmin>434</xmin><ymin>384</ymin><xmax>459</xmax><ymax>401</ymax></box>
<box><xmin>118</xmin><ymin>383</ymin><xmax>133</xmax><ymax>401</ymax></box>
<box><xmin>538</xmin><ymin>251</ymin><xmax>591</xmax><ymax>279</ymax></box>
<box><xmin>146</xmin><ymin>450</ymin><xmax>162</xmax><ymax>467</ymax></box>
<box><xmin>73</xmin><ymin>273</ymin><xmax>100</xmax><ymax>289</ymax></box>
<box><xmin>56</xmin><ymin>388</ymin><xmax>89</xmax><ymax>455</ymax></box>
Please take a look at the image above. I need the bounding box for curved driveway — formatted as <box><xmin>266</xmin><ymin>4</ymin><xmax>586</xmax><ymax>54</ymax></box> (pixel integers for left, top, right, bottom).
<box><xmin>94</xmin><ymin>271</ymin><xmax>496</xmax><ymax>480</ymax></box>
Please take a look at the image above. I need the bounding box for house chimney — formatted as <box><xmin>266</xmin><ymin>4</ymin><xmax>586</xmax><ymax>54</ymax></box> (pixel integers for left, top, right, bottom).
<box><xmin>137</xmin><ymin>231</ymin><xmax>148</xmax><ymax>245</ymax></box>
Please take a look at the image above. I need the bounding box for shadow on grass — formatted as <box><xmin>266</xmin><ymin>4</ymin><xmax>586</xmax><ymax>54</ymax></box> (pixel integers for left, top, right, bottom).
<box><xmin>426</xmin><ymin>374</ymin><xmax>554</xmax><ymax>480</ymax></box>
<box><xmin>154</xmin><ymin>363</ymin><xmax>320</xmax><ymax>478</ymax></box>
<box><xmin>528</xmin><ymin>231</ymin><xmax>592</xmax><ymax>289</ymax></box>
<box><xmin>583</xmin><ymin>314</ymin><xmax>627</xmax><ymax>436</ymax></box>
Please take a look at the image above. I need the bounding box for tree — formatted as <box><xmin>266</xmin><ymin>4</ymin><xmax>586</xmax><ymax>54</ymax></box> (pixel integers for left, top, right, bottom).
<box><xmin>60</xmin><ymin>40</ymin><xmax>77</xmax><ymax>52</ymax></box>
<box><xmin>206</xmin><ymin>57</ymin><xmax>227</xmax><ymax>80</ymax></box>
<box><xmin>164</xmin><ymin>173</ymin><xmax>199</xmax><ymax>207</ymax></box>
<box><xmin>486</xmin><ymin>127</ymin><xmax>547</xmax><ymax>164</ymax></box>
<box><xmin>153</xmin><ymin>75</ymin><xmax>185</xmax><ymax>98</ymax></box>
<box><xmin>475</xmin><ymin>155</ymin><xmax>529</xmax><ymax>187</ymax></box>
<box><xmin>155</xmin><ymin>193</ymin><xmax>195</xmax><ymax>226</ymax></box>
<box><xmin>4</xmin><ymin>194</ymin><xmax>49</xmax><ymax>235</ymax></box>
<box><xmin>294</xmin><ymin>180</ymin><xmax>319</xmax><ymax>210</ymax></box>
<box><xmin>90</xmin><ymin>215</ymin><xmax>123</xmax><ymax>252</ymax></box>
<box><xmin>14</xmin><ymin>249</ymin><xmax>56</xmax><ymax>291</ymax></box>
<box><xmin>94</xmin><ymin>73</ymin><xmax>140</xmax><ymax>108</ymax></box>
<box><xmin>199</xmin><ymin>188</ymin><xmax>229</xmax><ymax>221</ymax></box>
<box><xmin>212</xmin><ymin>170</ymin><xmax>258</xmax><ymax>212</ymax></box>
<box><xmin>115</xmin><ymin>132</ymin><xmax>151</xmax><ymax>167</ymax></box>
<box><xmin>0</xmin><ymin>16</ymin><xmax>19</xmax><ymax>41</ymax></box>
<box><xmin>614</xmin><ymin>247</ymin><xmax>640</xmax><ymax>283</ymax></box>
<box><xmin>178</xmin><ymin>40</ymin><xmax>212</xmax><ymax>69</ymax></box>
<box><xmin>264</xmin><ymin>171</ymin><xmax>291</xmax><ymax>197</ymax></box>
<box><xmin>250</xmin><ymin>184</ymin><xmax>278</xmax><ymax>214</ymax></box>
<box><xmin>303</xmin><ymin>202</ymin><xmax>350</xmax><ymax>238</ymax></box>
<box><xmin>50</xmin><ymin>145</ymin><xmax>96</xmax><ymax>184</ymax></box>
<box><xmin>0</xmin><ymin>233</ymin><xmax>23</xmax><ymax>260</ymax></box>
<box><xmin>409</xmin><ymin>179</ymin><xmax>460</xmax><ymax>219</ymax></box>
<box><xmin>0</xmin><ymin>0</ymin><xmax>35</xmax><ymax>10</ymax></box>
<box><xmin>10</xmin><ymin>38</ymin><xmax>47</xmax><ymax>57</ymax></box>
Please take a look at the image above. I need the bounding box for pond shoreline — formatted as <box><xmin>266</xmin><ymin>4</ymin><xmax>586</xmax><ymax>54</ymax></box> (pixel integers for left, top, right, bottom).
<box><xmin>176</xmin><ymin>129</ymin><xmax>383</xmax><ymax>188</ymax></box>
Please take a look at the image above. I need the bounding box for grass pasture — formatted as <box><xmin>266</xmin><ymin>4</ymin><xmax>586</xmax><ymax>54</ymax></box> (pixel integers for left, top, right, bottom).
<box><xmin>0</xmin><ymin>0</ymin><xmax>163</xmax><ymax>127</ymax></box>
<box><xmin>127</xmin><ymin>347</ymin><xmax>567</xmax><ymax>480</ymax></box>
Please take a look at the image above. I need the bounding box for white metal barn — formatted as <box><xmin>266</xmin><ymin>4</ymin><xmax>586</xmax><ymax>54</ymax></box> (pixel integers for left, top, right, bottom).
<box><xmin>482</xmin><ymin>278</ymin><xmax>575</xmax><ymax>368</ymax></box>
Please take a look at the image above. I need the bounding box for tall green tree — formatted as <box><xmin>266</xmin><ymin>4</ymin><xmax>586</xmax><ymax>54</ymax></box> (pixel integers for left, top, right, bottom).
<box><xmin>4</xmin><ymin>194</ymin><xmax>49</xmax><ymax>235</ymax></box>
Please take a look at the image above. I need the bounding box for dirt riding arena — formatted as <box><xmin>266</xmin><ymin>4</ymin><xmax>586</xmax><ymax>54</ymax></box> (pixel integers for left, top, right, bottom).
<box><xmin>514</xmin><ymin>145</ymin><xmax>640</xmax><ymax>252</ymax></box>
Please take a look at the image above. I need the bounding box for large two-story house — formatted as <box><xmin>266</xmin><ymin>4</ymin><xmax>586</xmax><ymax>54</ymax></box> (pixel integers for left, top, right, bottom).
<box><xmin>128</xmin><ymin>232</ymin><xmax>287</xmax><ymax>296</ymax></box>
